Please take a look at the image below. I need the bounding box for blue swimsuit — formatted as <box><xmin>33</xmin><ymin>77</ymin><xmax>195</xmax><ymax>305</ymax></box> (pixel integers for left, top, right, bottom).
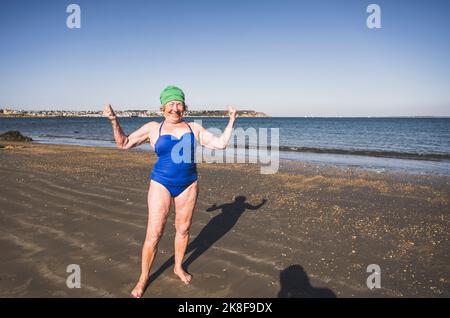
<box><xmin>151</xmin><ymin>120</ymin><xmax>198</xmax><ymax>197</ymax></box>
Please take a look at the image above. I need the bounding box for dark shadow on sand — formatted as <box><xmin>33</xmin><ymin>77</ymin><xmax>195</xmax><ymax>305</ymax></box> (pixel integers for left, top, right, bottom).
<box><xmin>277</xmin><ymin>264</ymin><xmax>336</xmax><ymax>298</ymax></box>
<box><xmin>145</xmin><ymin>195</ymin><xmax>266</xmax><ymax>289</ymax></box>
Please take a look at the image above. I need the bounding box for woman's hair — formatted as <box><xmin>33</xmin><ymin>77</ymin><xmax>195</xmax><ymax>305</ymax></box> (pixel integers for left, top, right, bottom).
<box><xmin>160</xmin><ymin>102</ymin><xmax>188</xmax><ymax>112</ymax></box>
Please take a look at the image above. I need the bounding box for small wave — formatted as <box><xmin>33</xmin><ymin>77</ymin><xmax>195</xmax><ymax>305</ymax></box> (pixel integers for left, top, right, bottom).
<box><xmin>277</xmin><ymin>146</ymin><xmax>450</xmax><ymax>161</ymax></box>
<box><xmin>39</xmin><ymin>134</ymin><xmax>113</xmax><ymax>142</ymax></box>
<box><xmin>229</xmin><ymin>144</ymin><xmax>450</xmax><ymax>161</ymax></box>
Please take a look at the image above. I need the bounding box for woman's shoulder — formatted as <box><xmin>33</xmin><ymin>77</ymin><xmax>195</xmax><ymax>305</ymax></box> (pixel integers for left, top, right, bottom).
<box><xmin>143</xmin><ymin>121</ymin><xmax>161</xmax><ymax>136</ymax></box>
<box><xmin>144</xmin><ymin>121</ymin><xmax>161</xmax><ymax>129</ymax></box>
<box><xmin>186</xmin><ymin>121</ymin><xmax>203</xmax><ymax>131</ymax></box>
<box><xmin>147</xmin><ymin>121</ymin><xmax>162</xmax><ymax>143</ymax></box>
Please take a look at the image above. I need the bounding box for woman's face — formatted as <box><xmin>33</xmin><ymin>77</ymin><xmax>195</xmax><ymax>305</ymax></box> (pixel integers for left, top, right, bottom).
<box><xmin>163</xmin><ymin>100</ymin><xmax>185</xmax><ymax>122</ymax></box>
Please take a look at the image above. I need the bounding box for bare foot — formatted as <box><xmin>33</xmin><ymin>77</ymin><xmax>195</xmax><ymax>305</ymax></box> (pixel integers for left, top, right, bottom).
<box><xmin>131</xmin><ymin>278</ymin><xmax>148</xmax><ymax>298</ymax></box>
<box><xmin>174</xmin><ymin>267</ymin><xmax>192</xmax><ymax>285</ymax></box>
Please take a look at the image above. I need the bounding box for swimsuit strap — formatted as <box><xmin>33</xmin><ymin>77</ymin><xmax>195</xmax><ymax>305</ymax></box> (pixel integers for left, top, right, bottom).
<box><xmin>159</xmin><ymin>120</ymin><xmax>165</xmax><ymax>136</ymax></box>
<box><xmin>184</xmin><ymin>120</ymin><xmax>194</xmax><ymax>134</ymax></box>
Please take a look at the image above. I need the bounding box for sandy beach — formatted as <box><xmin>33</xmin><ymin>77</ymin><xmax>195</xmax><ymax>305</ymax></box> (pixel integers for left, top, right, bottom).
<box><xmin>0</xmin><ymin>141</ymin><xmax>449</xmax><ymax>297</ymax></box>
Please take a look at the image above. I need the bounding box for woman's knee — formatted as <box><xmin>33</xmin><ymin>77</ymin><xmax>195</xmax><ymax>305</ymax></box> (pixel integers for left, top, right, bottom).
<box><xmin>175</xmin><ymin>222</ymin><xmax>191</xmax><ymax>237</ymax></box>
<box><xmin>145</xmin><ymin>229</ymin><xmax>164</xmax><ymax>245</ymax></box>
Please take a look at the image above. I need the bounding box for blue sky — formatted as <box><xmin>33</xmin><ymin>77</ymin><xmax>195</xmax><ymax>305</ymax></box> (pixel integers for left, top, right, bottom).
<box><xmin>0</xmin><ymin>0</ymin><xmax>449</xmax><ymax>116</ymax></box>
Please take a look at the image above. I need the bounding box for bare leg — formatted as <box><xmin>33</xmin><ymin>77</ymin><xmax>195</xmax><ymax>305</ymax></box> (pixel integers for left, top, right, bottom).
<box><xmin>173</xmin><ymin>181</ymin><xmax>199</xmax><ymax>284</ymax></box>
<box><xmin>131</xmin><ymin>180</ymin><xmax>172</xmax><ymax>298</ymax></box>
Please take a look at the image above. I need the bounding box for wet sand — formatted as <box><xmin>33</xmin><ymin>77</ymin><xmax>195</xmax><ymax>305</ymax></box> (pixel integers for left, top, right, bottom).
<box><xmin>0</xmin><ymin>141</ymin><xmax>449</xmax><ymax>297</ymax></box>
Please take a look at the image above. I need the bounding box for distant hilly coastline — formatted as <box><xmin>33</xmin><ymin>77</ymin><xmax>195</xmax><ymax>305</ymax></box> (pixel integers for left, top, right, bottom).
<box><xmin>0</xmin><ymin>108</ymin><xmax>269</xmax><ymax>118</ymax></box>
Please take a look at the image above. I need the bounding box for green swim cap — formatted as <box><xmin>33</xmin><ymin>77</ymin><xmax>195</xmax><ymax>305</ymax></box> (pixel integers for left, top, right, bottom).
<box><xmin>160</xmin><ymin>85</ymin><xmax>185</xmax><ymax>106</ymax></box>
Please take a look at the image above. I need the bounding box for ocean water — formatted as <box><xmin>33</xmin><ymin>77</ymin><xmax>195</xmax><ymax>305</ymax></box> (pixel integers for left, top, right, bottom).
<box><xmin>1</xmin><ymin>117</ymin><xmax>450</xmax><ymax>175</ymax></box>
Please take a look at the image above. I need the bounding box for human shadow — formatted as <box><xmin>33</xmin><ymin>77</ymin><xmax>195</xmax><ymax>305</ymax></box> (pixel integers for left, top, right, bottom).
<box><xmin>146</xmin><ymin>196</ymin><xmax>266</xmax><ymax>288</ymax></box>
<box><xmin>277</xmin><ymin>264</ymin><xmax>336</xmax><ymax>298</ymax></box>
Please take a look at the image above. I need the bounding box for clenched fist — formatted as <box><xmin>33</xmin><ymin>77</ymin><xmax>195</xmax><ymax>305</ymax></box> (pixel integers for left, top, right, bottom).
<box><xmin>103</xmin><ymin>104</ymin><xmax>116</xmax><ymax>120</ymax></box>
<box><xmin>228</xmin><ymin>106</ymin><xmax>237</xmax><ymax>121</ymax></box>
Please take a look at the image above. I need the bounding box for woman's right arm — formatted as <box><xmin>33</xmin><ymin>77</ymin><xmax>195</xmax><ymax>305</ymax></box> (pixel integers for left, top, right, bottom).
<box><xmin>103</xmin><ymin>104</ymin><xmax>153</xmax><ymax>150</ymax></box>
<box><xmin>192</xmin><ymin>106</ymin><xmax>237</xmax><ymax>150</ymax></box>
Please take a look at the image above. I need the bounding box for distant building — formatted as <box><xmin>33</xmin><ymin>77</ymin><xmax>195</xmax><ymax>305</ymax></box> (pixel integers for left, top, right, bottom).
<box><xmin>3</xmin><ymin>108</ymin><xmax>14</xmax><ymax>115</ymax></box>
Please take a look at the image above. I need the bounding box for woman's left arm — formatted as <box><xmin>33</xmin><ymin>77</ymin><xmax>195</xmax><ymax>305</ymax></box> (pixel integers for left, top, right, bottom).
<box><xmin>194</xmin><ymin>106</ymin><xmax>237</xmax><ymax>150</ymax></box>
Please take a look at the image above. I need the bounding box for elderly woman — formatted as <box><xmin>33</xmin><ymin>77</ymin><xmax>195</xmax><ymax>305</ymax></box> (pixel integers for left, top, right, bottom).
<box><xmin>103</xmin><ymin>86</ymin><xmax>237</xmax><ymax>298</ymax></box>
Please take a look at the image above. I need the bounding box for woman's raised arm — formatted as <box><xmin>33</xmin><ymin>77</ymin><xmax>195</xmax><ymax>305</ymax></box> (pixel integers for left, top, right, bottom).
<box><xmin>103</xmin><ymin>104</ymin><xmax>154</xmax><ymax>150</ymax></box>
<box><xmin>193</xmin><ymin>106</ymin><xmax>237</xmax><ymax>150</ymax></box>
